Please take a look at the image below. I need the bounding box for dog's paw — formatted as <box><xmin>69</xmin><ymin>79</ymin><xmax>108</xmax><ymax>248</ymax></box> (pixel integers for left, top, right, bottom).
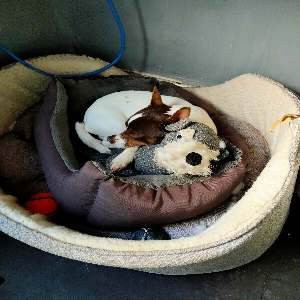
<box><xmin>94</xmin><ymin>142</ymin><xmax>111</xmax><ymax>154</ymax></box>
<box><xmin>109</xmin><ymin>156</ymin><xmax>128</xmax><ymax>172</ymax></box>
<box><xmin>109</xmin><ymin>148</ymin><xmax>137</xmax><ymax>172</ymax></box>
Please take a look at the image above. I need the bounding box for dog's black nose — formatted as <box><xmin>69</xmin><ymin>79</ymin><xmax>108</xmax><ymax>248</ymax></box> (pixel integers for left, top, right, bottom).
<box><xmin>186</xmin><ymin>152</ymin><xmax>202</xmax><ymax>166</ymax></box>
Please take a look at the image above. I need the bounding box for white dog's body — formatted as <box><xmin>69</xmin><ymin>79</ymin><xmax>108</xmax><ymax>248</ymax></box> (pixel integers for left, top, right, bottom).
<box><xmin>83</xmin><ymin>91</ymin><xmax>216</xmax><ymax>139</ymax></box>
<box><xmin>76</xmin><ymin>90</ymin><xmax>217</xmax><ymax>171</ymax></box>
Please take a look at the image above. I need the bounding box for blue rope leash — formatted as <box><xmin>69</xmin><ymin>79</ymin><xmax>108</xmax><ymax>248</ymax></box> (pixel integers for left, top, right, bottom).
<box><xmin>0</xmin><ymin>0</ymin><xmax>125</xmax><ymax>78</ymax></box>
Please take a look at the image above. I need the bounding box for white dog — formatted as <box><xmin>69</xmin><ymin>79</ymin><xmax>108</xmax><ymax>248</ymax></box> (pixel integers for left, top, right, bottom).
<box><xmin>76</xmin><ymin>87</ymin><xmax>217</xmax><ymax>172</ymax></box>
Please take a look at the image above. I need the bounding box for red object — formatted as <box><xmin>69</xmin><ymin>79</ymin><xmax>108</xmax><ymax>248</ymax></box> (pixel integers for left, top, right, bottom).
<box><xmin>25</xmin><ymin>192</ymin><xmax>58</xmax><ymax>218</ymax></box>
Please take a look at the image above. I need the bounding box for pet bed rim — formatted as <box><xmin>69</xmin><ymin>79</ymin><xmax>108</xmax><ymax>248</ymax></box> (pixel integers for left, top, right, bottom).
<box><xmin>1</xmin><ymin>76</ymin><xmax>299</xmax><ymax>252</ymax></box>
<box><xmin>26</xmin><ymin>54</ymin><xmax>128</xmax><ymax>77</ymax></box>
<box><xmin>0</xmin><ymin>206</ymin><xmax>259</xmax><ymax>257</ymax></box>
<box><xmin>0</xmin><ymin>166</ymin><xmax>295</xmax><ymax>255</ymax></box>
<box><xmin>1</xmin><ymin>212</ymin><xmax>264</xmax><ymax>272</ymax></box>
<box><xmin>0</xmin><ymin>57</ymin><xmax>299</xmax><ymax>253</ymax></box>
<box><xmin>187</xmin><ymin>73</ymin><xmax>300</xmax><ymax>153</ymax></box>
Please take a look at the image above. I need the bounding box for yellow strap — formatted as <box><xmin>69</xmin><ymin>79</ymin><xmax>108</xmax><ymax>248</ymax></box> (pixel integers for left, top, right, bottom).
<box><xmin>270</xmin><ymin>114</ymin><xmax>300</xmax><ymax>132</ymax></box>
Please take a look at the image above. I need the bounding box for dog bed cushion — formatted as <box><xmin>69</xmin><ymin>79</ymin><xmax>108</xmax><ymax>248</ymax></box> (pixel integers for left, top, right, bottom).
<box><xmin>1</xmin><ymin>55</ymin><xmax>299</xmax><ymax>275</ymax></box>
<box><xmin>34</xmin><ymin>76</ymin><xmax>248</xmax><ymax>229</ymax></box>
<box><xmin>0</xmin><ymin>97</ymin><xmax>267</xmax><ymax>240</ymax></box>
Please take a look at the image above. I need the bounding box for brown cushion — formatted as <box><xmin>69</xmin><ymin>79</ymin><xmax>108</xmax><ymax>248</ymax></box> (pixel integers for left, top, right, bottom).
<box><xmin>34</xmin><ymin>76</ymin><xmax>249</xmax><ymax>229</ymax></box>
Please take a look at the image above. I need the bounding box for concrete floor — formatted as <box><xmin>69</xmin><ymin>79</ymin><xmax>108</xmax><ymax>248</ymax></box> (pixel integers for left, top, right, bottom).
<box><xmin>1</xmin><ymin>195</ymin><xmax>300</xmax><ymax>300</ymax></box>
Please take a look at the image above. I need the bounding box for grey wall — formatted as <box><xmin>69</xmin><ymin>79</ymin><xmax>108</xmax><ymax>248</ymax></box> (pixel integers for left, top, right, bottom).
<box><xmin>1</xmin><ymin>0</ymin><xmax>300</xmax><ymax>92</ymax></box>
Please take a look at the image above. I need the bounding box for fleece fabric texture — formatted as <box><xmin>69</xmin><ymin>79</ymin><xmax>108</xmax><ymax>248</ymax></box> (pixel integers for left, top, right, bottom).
<box><xmin>34</xmin><ymin>76</ymin><xmax>248</xmax><ymax>229</ymax></box>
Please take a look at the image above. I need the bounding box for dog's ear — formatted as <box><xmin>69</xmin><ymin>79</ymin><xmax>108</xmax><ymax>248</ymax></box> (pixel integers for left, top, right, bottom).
<box><xmin>167</xmin><ymin>107</ymin><xmax>191</xmax><ymax>124</ymax></box>
<box><xmin>150</xmin><ymin>86</ymin><xmax>164</xmax><ymax>106</ymax></box>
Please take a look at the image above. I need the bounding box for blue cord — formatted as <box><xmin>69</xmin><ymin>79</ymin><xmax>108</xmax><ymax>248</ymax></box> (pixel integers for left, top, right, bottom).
<box><xmin>0</xmin><ymin>0</ymin><xmax>125</xmax><ymax>78</ymax></box>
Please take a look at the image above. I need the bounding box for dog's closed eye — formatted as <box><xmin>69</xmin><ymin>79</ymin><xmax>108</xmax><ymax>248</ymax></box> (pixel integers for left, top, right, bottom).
<box><xmin>159</xmin><ymin>122</ymin><xmax>170</xmax><ymax>132</ymax></box>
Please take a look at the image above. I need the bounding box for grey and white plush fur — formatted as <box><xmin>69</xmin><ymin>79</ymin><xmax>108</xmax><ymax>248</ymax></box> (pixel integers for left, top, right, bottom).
<box><xmin>134</xmin><ymin>118</ymin><xmax>226</xmax><ymax>177</ymax></box>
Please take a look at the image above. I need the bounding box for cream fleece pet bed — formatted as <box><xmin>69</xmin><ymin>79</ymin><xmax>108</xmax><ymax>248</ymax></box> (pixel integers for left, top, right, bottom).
<box><xmin>0</xmin><ymin>54</ymin><xmax>300</xmax><ymax>275</ymax></box>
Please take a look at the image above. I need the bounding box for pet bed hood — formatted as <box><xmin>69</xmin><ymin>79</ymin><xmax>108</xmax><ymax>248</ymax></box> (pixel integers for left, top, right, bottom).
<box><xmin>0</xmin><ymin>54</ymin><xmax>300</xmax><ymax>275</ymax></box>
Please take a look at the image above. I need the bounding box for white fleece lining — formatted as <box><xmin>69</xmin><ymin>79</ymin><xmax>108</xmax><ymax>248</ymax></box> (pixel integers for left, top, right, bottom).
<box><xmin>0</xmin><ymin>55</ymin><xmax>127</xmax><ymax>137</ymax></box>
<box><xmin>0</xmin><ymin>55</ymin><xmax>300</xmax><ymax>272</ymax></box>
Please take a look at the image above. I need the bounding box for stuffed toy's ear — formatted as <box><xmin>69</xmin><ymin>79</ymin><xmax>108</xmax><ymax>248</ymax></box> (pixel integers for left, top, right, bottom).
<box><xmin>165</xmin><ymin>118</ymin><xmax>193</xmax><ymax>132</ymax></box>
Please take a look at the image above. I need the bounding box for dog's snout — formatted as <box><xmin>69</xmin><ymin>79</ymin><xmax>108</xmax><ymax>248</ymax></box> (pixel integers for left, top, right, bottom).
<box><xmin>186</xmin><ymin>152</ymin><xmax>202</xmax><ymax>166</ymax></box>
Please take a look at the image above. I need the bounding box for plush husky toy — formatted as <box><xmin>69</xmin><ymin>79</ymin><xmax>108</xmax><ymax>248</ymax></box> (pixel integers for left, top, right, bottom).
<box><xmin>133</xmin><ymin>118</ymin><xmax>230</xmax><ymax>177</ymax></box>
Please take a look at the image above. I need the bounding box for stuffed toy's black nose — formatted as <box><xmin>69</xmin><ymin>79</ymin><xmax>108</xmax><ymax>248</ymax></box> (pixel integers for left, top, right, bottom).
<box><xmin>186</xmin><ymin>152</ymin><xmax>202</xmax><ymax>166</ymax></box>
